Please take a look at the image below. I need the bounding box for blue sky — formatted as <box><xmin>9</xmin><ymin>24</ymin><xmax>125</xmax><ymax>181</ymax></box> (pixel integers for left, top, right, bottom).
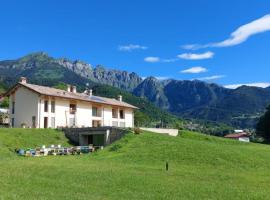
<box><xmin>1</xmin><ymin>0</ymin><xmax>270</xmax><ymax>88</ymax></box>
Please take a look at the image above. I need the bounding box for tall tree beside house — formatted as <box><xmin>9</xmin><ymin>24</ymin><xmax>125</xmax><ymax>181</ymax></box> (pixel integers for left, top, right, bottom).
<box><xmin>0</xmin><ymin>82</ymin><xmax>7</xmax><ymax>94</ymax></box>
<box><xmin>256</xmin><ymin>105</ymin><xmax>270</xmax><ymax>142</ymax></box>
<box><xmin>0</xmin><ymin>98</ymin><xmax>9</xmax><ymax>108</ymax></box>
<box><xmin>0</xmin><ymin>82</ymin><xmax>9</xmax><ymax>108</ymax></box>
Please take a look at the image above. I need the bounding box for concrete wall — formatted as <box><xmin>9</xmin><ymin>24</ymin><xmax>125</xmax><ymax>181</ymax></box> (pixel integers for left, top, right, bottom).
<box><xmin>10</xmin><ymin>87</ymin><xmax>39</xmax><ymax>128</ymax></box>
<box><xmin>140</xmin><ymin>128</ymin><xmax>179</xmax><ymax>137</ymax></box>
<box><xmin>63</xmin><ymin>127</ymin><xmax>128</xmax><ymax>146</ymax></box>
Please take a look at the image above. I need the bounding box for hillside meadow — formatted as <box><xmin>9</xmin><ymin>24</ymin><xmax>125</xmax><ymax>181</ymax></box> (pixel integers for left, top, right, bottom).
<box><xmin>0</xmin><ymin>128</ymin><xmax>270</xmax><ymax>199</ymax></box>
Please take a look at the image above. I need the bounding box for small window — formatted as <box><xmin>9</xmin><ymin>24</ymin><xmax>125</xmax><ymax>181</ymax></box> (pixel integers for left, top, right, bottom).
<box><xmin>112</xmin><ymin>108</ymin><xmax>118</xmax><ymax>118</ymax></box>
<box><xmin>51</xmin><ymin>117</ymin><xmax>55</xmax><ymax>128</ymax></box>
<box><xmin>44</xmin><ymin>100</ymin><xmax>48</xmax><ymax>112</ymax></box>
<box><xmin>119</xmin><ymin>110</ymin><xmax>125</xmax><ymax>119</ymax></box>
<box><xmin>51</xmin><ymin>101</ymin><xmax>55</xmax><ymax>113</ymax></box>
<box><xmin>70</xmin><ymin>104</ymin><xmax>76</xmax><ymax>114</ymax></box>
<box><xmin>12</xmin><ymin>102</ymin><xmax>15</xmax><ymax>114</ymax></box>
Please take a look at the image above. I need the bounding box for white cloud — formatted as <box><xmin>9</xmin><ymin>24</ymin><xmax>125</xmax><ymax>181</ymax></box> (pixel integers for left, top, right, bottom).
<box><xmin>178</xmin><ymin>51</ymin><xmax>214</xmax><ymax>60</ymax></box>
<box><xmin>183</xmin><ymin>14</ymin><xmax>270</xmax><ymax>49</ymax></box>
<box><xmin>144</xmin><ymin>57</ymin><xmax>160</xmax><ymax>63</ymax></box>
<box><xmin>118</xmin><ymin>44</ymin><xmax>148</xmax><ymax>51</ymax></box>
<box><xmin>198</xmin><ymin>75</ymin><xmax>225</xmax><ymax>81</ymax></box>
<box><xmin>181</xmin><ymin>66</ymin><xmax>207</xmax><ymax>74</ymax></box>
<box><xmin>224</xmin><ymin>82</ymin><xmax>270</xmax><ymax>89</ymax></box>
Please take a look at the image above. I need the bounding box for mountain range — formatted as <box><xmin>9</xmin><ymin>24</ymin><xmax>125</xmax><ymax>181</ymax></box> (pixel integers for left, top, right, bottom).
<box><xmin>1</xmin><ymin>52</ymin><xmax>270</xmax><ymax>128</ymax></box>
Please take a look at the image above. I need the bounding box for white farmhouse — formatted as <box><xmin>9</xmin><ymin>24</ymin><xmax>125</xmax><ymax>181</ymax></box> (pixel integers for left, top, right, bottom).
<box><xmin>5</xmin><ymin>77</ymin><xmax>137</xmax><ymax>128</ymax></box>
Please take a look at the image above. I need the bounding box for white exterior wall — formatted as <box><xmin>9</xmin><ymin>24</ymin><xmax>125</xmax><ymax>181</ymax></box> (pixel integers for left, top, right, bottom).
<box><xmin>103</xmin><ymin>106</ymin><xmax>113</xmax><ymax>126</ymax></box>
<box><xmin>76</xmin><ymin>101</ymin><xmax>92</xmax><ymax>127</ymax></box>
<box><xmin>10</xmin><ymin>87</ymin><xmax>39</xmax><ymax>128</ymax></box>
<box><xmin>238</xmin><ymin>137</ymin><xmax>250</xmax><ymax>142</ymax></box>
<box><xmin>10</xmin><ymin>86</ymin><xmax>135</xmax><ymax>128</ymax></box>
<box><xmin>124</xmin><ymin>108</ymin><xmax>134</xmax><ymax>128</ymax></box>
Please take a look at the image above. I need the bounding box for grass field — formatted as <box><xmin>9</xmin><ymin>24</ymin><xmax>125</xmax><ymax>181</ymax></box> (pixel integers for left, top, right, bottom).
<box><xmin>0</xmin><ymin>128</ymin><xmax>270</xmax><ymax>199</ymax></box>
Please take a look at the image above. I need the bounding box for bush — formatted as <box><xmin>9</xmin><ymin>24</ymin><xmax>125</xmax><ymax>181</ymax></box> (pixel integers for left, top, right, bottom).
<box><xmin>134</xmin><ymin>128</ymin><xmax>142</xmax><ymax>135</ymax></box>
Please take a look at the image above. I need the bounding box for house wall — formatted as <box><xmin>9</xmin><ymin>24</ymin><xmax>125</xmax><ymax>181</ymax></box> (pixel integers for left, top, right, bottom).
<box><xmin>38</xmin><ymin>97</ymin><xmax>134</xmax><ymax>128</ymax></box>
<box><xmin>10</xmin><ymin>86</ymin><xmax>135</xmax><ymax>128</ymax></box>
<box><xmin>9</xmin><ymin>87</ymin><xmax>39</xmax><ymax>128</ymax></box>
<box><xmin>103</xmin><ymin>106</ymin><xmax>113</xmax><ymax>126</ymax></box>
<box><xmin>124</xmin><ymin>108</ymin><xmax>134</xmax><ymax>128</ymax></box>
<box><xmin>238</xmin><ymin>137</ymin><xmax>250</xmax><ymax>142</ymax></box>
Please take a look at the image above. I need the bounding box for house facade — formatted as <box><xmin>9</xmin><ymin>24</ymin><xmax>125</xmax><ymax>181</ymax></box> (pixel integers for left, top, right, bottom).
<box><xmin>224</xmin><ymin>132</ymin><xmax>250</xmax><ymax>142</ymax></box>
<box><xmin>6</xmin><ymin>77</ymin><xmax>137</xmax><ymax>128</ymax></box>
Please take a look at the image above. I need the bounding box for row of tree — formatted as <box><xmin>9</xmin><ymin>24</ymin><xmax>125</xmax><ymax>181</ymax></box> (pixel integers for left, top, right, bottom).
<box><xmin>256</xmin><ymin>105</ymin><xmax>270</xmax><ymax>143</ymax></box>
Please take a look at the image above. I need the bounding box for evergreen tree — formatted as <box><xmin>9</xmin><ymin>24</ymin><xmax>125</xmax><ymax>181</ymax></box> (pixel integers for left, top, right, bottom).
<box><xmin>256</xmin><ymin>105</ymin><xmax>270</xmax><ymax>142</ymax></box>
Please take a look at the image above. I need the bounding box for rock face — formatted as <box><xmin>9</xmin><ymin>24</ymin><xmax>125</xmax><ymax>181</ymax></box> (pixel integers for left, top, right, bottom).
<box><xmin>133</xmin><ymin>77</ymin><xmax>169</xmax><ymax>109</ymax></box>
<box><xmin>133</xmin><ymin>79</ymin><xmax>270</xmax><ymax>128</ymax></box>
<box><xmin>57</xmin><ymin>58</ymin><xmax>142</xmax><ymax>91</ymax></box>
<box><xmin>0</xmin><ymin>52</ymin><xmax>142</xmax><ymax>91</ymax></box>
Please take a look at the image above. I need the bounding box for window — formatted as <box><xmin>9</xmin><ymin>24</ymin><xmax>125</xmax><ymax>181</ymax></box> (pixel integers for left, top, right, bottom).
<box><xmin>32</xmin><ymin>116</ymin><xmax>36</xmax><ymax>128</ymax></box>
<box><xmin>44</xmin><ymin>100</ymin><xmax>48</xmax><ymax>112</ymax></box>
<box><xmin>92</xmin><ymin>107</ymin><xmax>98</xmax><ymax>117</ymax></box>
<box><xmin>12</xmin><ymin>102</ymin><xmax>15</xmax><ymax>114</ymax></box>
<box><xmin>70</xmin><ymin>104</ymin><xmax>76</xmax><ymax>114</ymax></box>
<box><xmin>119</xmin><ymin>110</ymin><xmax>125</xmax><ymax>119</ymax></box>
<box><xmin>119</xmin><ymin>122</ymin><xmax>125</xmax><ymax>128</ymax></box>
<box><xmin>51</xmin><ymin>117</ymin><xmax>55</xmax><ymax>128</ymax></box>
<box><xmin>92</xmin><ymin>120</ymin><xmax>101</xmax><ymax>127</ymax></box>
<box><xmin>51</xmin><ymin>101</ymin><xmax>55</xmax><ymax>113</ymax></box>
<box><xmin>112</xmin><ymin>121</ymin><xmax>118</xmax><ymax>127</ymax></box>
<box><xmin>112</xmin><ymin>108</ymin><xmax>118</xmax><ymax>118</ymax></box>
<box><xmin>69</xmin><ymin>118</ymin><xmax>75</xmax><ymax>127</ymax></box>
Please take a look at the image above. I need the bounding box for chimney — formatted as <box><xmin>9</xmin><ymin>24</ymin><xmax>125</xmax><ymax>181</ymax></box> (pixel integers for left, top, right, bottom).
<box><xmin>118</xmin><ymin>95</ymin><xmax>122</xmax><ymax>102</ymax></box>
<box><xmin>20</xmin><ymin>77</ymin><xmax>27</xmax><ymax>84</ymax></box>
<box><xmin>67</xmin><ymin>84</ymin><xmax>71</xmax><ymax>92</ymax></box>
<box><xmin>84</xmin><ymin>89</ymin><xmax>93</xmax><ymax>96</ymax></box>
<box><xmin>71</xmin><ymin>86</ymin><xmax>77</xmax><ymax>93</ymax></box>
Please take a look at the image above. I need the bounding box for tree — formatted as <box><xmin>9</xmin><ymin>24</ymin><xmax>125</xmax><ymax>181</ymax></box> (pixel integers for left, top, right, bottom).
<box><xmin>134</xmin><ymin>111</ymin><xmax>150</xmax><ymax>127</ymax></box>
<box><xmin>0</xmin><ymin>97</ymin><xmax>9</xmax><ymax>108</ymax></box>
<box><xmin>256</xmin><ymin>105</ymin><xmax>270</xmax><ymax>142</ymax></box>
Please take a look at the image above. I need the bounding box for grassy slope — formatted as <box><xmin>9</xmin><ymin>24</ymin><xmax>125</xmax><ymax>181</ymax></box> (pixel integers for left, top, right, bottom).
<box><xmin>0</xmin><ymin>129</ymin><xmax>70</xmax><ymax>159</ymax></box>
<box><xmin>0</xmin><ymin>129</ymin><xmax>270</xmax><ymax>199</ymax></box>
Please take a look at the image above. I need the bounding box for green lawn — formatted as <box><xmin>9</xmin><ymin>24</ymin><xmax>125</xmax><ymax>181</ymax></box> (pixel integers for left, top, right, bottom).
<box><xmin>0</xmin><ymin>128</ymin><xmax>270</xmax><ymax>199</ymax></box>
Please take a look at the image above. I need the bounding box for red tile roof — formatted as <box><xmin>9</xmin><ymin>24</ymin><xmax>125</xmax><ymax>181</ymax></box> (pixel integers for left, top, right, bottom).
<box><xmin>224</xmin><ymin>132</ymin><xmax>249</xmax><ymax>138</ymax></box>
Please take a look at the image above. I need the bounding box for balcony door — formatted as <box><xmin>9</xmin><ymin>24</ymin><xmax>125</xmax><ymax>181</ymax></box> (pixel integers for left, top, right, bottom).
<box><xmin>44</xmin><ymin>117</ymin><xmax>48</xmax><ymax>128</ymax></box>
